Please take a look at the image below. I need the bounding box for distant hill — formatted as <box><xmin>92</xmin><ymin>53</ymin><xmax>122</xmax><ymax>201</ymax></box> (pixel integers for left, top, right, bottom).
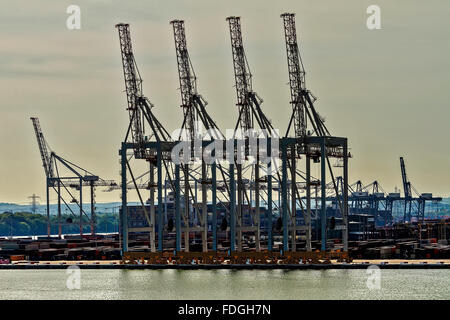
<box><xmin>0</xmin><ymin>202</ymin><xmax>140</xmax><ymax>215</ymax></box>
<box><xmin>1</xmin><ymin>197</ymin><xmax>449</xmax><ymax>215</ymax></box>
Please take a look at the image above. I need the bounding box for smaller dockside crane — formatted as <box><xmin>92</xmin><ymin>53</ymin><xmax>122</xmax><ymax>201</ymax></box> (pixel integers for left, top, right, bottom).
<box><xmin>31</xmin><ymin>117</ymin><xmax>116</xmax><ymax>237</ymax></box>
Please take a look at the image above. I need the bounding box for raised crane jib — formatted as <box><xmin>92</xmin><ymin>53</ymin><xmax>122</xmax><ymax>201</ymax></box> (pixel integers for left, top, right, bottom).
<box><xmin>281</xmin><ymin>13</ymin><xmax>307</xmax><ymax>138</ymax></box>
<box><xmin>115</xmin><ymin>24</ymin><xmax>145</xmax><ymax>150</ymax></box>
<box><xmin>226</xmin><ymin>16</ymin><xmax>274</xmax><ymax>135</ymax></box>
<box><xmin>400</xmin><ymin>157</ymin><xmax>412</xmax><ymax>198</ymax></box>
<box><xmin>30</xmin><ymin>117</ymin><xmax>54</xmax><ymax>178</ymax></box>
<box><xmin>116</xmin><ymin>23</ymin><xmax>171</xmax><ymax>157</ymax></box>
<box><xmin>171</xmin><ymin>19</ymin><xmax>223</xmax><ymax>141</ymax></box>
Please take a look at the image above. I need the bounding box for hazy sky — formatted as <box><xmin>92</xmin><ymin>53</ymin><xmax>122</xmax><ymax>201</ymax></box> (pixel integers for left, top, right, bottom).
<box><xmin>0</xmin><ymin>0</ymin><xmax>449</xmax><ymax>204</ymax></box>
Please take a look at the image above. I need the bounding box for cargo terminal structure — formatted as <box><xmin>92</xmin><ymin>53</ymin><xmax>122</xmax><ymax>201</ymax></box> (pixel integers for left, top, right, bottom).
<box><xmin>114</xmin><ymin>15</ymin><xmax>443</xmax><ymax>263</ymax></box>
<box><xmin>25</xmin><ymin>14</ymin><xmax>442</xmax><ymax>265</ymax></box>
<box><xmin>116</xmin><ymin>14</ymin><xmax>350</xmax><ymax>263</ymax></box>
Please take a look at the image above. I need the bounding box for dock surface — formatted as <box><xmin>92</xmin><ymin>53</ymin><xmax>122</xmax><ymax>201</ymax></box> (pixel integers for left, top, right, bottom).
<box><xmin>1</xmin><ymin>259</ymin><xmax>450</xmax><ymax>269</ymax></box>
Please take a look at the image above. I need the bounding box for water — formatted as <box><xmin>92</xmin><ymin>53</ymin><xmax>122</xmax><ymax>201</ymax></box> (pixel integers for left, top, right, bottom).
<box><xmin>0</xmin><ymin>269</ymin><xmax>448</xmax><ymax>300</ymax></box>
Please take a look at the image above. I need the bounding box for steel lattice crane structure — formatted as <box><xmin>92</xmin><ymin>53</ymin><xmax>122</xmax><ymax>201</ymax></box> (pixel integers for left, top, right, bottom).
<box><xmin>281</xmin><ymin>13</ymin><xmax>307</xmax><ymax>139</ymax></box>
<box><xmin>116</xmin><ymin>23</ymin><xmax>176</xmax><ymax>253</ymax></box>
<box><xmin>278</xmin><ymin>13</ymin><xmax>349</xmax><ymax>251</ymax></box>
<box><xmin>27</xmin><ymin>16</ymin><xmax>444</xmax><ymax>263</ymax></box>
<box><xmin>226</xmin><ymin>16</ymin><xmax>280</xmax><ymax>252</ymax></box>
<box><xmin>226</xmin><ymin>16</ymin><xmax>274</xmax><ymax>134</ymax></box>
<box><xmin>170</xmin><ymin>19</ymin><xmax>227</xmax><ymax>252</ymax></box>
<box><xmin>170</xmin><ymin>20</ymin><xmax>223</xmax><ymax>141</ymax></box>
<box><xmin>31</xmin><ymin>117</ymin><xmax>116</xmax><ymax>237</ymax></box>
<box><xmin>281</xmin><ymin>13</ymin><xmax>331</xmax><ymax>139</ymax></box>
<box><xmin>116</xmin><ymin>23</ymin><xmax>171</xmax><ymax>154</ymax></box>
<box><xmin>32</xmin><ymin>118</ymin><xmax>54</xmax><ymax>179</ymax></box>
<box><xmin>281</xmin><ymin>14</ymin><xmax>331</xmax><ymax>139</ymax></box>
<box><xmin>398</xmin><ymin>157</ymin><xmax>441</xmax><ymax>223</ymax></box>
<box><xmin>400</xmin><ymin>157</ymin><xmax>413</xmax><ymax>222</ymax></box>
<box><xmin>117</xmin><ymin>16</ymin><xmax>350</xmax><ymax>257</ymax></box>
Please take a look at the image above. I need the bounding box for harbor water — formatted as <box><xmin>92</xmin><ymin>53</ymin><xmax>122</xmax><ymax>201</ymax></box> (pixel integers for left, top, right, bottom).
<box><xmin>0</xmin><ymin>269</ymin><xmax>449</xmax><ymax>299</ymax></box>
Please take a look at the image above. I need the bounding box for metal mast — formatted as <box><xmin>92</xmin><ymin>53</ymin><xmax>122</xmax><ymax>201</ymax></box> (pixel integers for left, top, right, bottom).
<box><xmin>116</xmin><ymin>23</ymin><xmax>171</xmax><ymax>158</ymax></box>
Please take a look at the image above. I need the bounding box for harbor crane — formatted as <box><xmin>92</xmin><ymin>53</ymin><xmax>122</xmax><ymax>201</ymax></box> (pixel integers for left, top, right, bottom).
<box><xmin>116</xmin><ymin>23</ymin><xmax>174</xmax><ymax>252</ymax></box>
<box><xmin>399</xmin><ymin>156</ymin><xmax>441</xmax><ymax>222</ymax></box>
<box><xmin>170</xmin><ymin>19</ymin><xmax>228</xmax><ymax>252</ymax></box>
<box><xmin>31</xmin><ymin>117</ymin><xmax>116</xmax><ymax>237</ymax></box>
<box><xmin>400</xmin><ymin>156</ymin><xmax>413</xmax><ymax>222</ymax></box>
<box><xmin>280</xmin><ymin>13</ymin><xmax>349</xmax><ymax>251</ymax></box>
<box><xmin>226</xmin><ymin>16</ymin><xmax>280</xmax><ymax>252</ymax></box>
<box><xmin>116</xmin><ymin>16</ymin><xmax>350</xmax><ymax>256</ymax></box>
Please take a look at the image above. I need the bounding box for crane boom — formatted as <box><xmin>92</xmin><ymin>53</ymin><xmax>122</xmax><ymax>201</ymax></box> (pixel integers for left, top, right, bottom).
<box><xmin>280</xmin><ymin>13</ymin><xmax>334</xmax><ymax>140</ymax></box>
<box><xmin>170</xmin><ymin>19</ymin><xmax>223</xmax><ymax>140</ymax></box>
<box><xmin>226</xmin><ymin>16</ymin><xmax>274</xmax><ymax>134</ymax></box>
<box><xmin>400</xmin><ymin>157</ymin><xmax>412</xmax><ymax>197</ymax></box>
<box><xmin>281</xmin><ymin>13</ymin><xmax>307</xmax><ymax>138</ymax></box>
<box><xmin>171</xmin><ymin>19</ymin><xmax>198</xmax><ymax>140</ymax></box>
<box><xmin>30</xmin><ymin>117</ymin><xmax>54</xmax><ymax>178</ymax></box>
<box><xmin>116</xmin><ymin>23</ymin><xmax>171</xmax><ymax>157</ymax></box>
<box><xmin>115</xmin><ymin>23</ymin><xmax>145</xmax><ymax>152</ymax></box>
<box><xmin>226</xmin><ymin>16</ymin><xmax>252</xmax><ymax>132</ymax></box>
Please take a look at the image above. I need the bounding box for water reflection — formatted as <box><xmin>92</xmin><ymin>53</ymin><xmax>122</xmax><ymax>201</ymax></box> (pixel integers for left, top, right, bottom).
<box><xmin>0</xmin><ymin>269</ymin><xmax>448</xmax><ymax>300</ymax></box>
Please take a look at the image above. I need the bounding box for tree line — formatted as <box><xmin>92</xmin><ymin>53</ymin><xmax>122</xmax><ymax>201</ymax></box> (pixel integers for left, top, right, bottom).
<box><xmin>0</xmin><ymin>211</ymin><xmax>119</xmax><ymax>236</ymax></box>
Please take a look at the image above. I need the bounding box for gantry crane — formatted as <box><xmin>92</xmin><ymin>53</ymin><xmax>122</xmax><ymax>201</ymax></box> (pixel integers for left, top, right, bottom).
<box><xmin>226</xmin><ymin>16</ymin><xmax>281</xmax><ymax>252</ymax></box>
<box><xmin>280</xmin><ymin>13</ymin><xmax>349</xmax><ymax>252</ymax></box>
<box><xmin>116</xmin><ymin>23</ymin><xmax>175</xmax><ymax>252</ymax></box>
<box><xmin>31</xmin><ymin>117</ymin><xmax>116</xmax><ymax>237</ymax></box>
<box><xmin>115</xmin><ymin>16</ymin><xmax>350</xmax><ymax>256</ymax></box>
<box><xmin>170</xmin><ymin>19</ymin><xmax>228</xmax><ymax>252</ymax></box>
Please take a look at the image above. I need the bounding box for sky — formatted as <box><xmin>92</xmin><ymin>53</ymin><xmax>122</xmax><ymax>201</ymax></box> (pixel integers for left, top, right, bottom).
<box><xmin>0</xmin><ymin>0</ymin><xmax>449</xmax><ymax>204</ymax></box>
